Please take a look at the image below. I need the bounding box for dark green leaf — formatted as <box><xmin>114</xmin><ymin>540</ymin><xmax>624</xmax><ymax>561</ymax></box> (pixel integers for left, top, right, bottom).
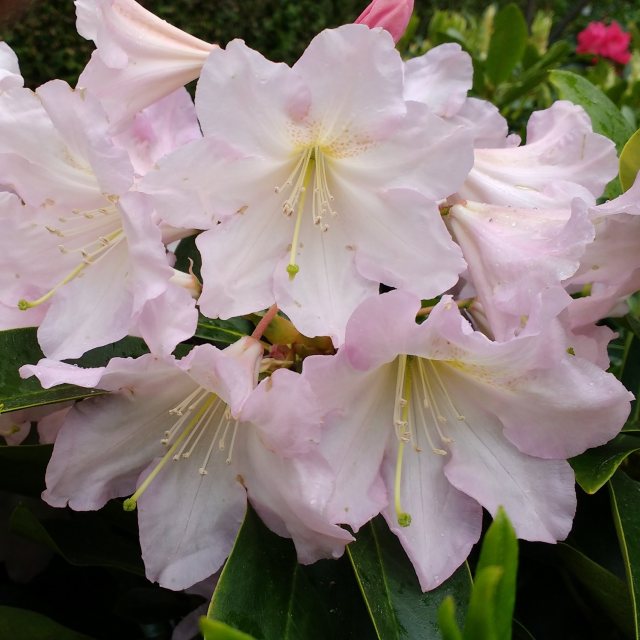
<box><xmin>474</xmin><ymin>507</ymin><xmax>518</xmax><ymax>640</ymax></box>
<box><xmin>0</xmin><ymin>328</ymin><xmax>147</xmax><ymax>413</ymax></box>
<box><xmin>485</xmin><ymin>4</ymin><xmax>528</xmax><ymax>86</ymax></box>
<box><xmin>610</xmin><ymin>471</ymin><xmax>640</xmax><ymax>638</ymax></box>
<box><xmin>347</xmin><ymin>516</ymin><xmax>472</xmax><ymax>640</ymax></box>
<box><xmin>201</xmin><ymin>618</ymin><xmax>257</xmax><ymax>640</ymax></box>
<box><xmin>620</xmin><ymin>128</ymin><xmax>640</xmax><ymax>192</ymax></box>
<box><xmin>618</xmin><ymin>331</ymin><xmax>640</xmax><ymax>427</ymax></box>
<box><xmin>558</xmin><ymin>543</ymin><xmax>634</xmax><ymax>638</ymax></box>
<box><xmin>10</xmin><ymin>503</ymin><xmax>144</xmax><ymax>575</ymax></box>
<box><xmin>0</xmin><ymin>606</ymin><xmax>94</xmax><ymax>640</ymax></box>
<box><xmin>208</xmin><ymin>507</ymin><xmax>372</xmax><ymax>640</ymax></box>
<box><xmin>174</xmin><ymin>233</ymin><xmax>202</xmax><ymax>281</ymax></box>
<box><xmin>195</xmin><ymin>315</ymin><xmax>254</xmax><ymax>348</ymax></box>
<box><xmin>462</xmin><ymin>566</ymin><xmax>503</xmax><ymax>640</ymax></box>
<box><xmin>549</xmin><ymin>70</ymin><xmax>634</xmax><ymax>153</ymax></box>
<box><xmin>571</xmin><ymin>434</ymin><xmax>640</xmax><ymax>494</ymax></box>
<box><xmin>0</xmin><ymin>444</ymin><xmax>51</xmax><ymax>497</ymax></box>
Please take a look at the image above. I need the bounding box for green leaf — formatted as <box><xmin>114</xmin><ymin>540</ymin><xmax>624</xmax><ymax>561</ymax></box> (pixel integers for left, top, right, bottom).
<box><xmin>347</xmin><ymin>516</ymin><xmax>472</xmax><ymax>640</ymax></box>
<box><xmin>619</xmin><ymin>330</ymin><xmax>640</xmax><ymax>427</ymax></box>
<box><xmin>474</xmin><ymin>507</ymin><xmax>518</xmax><ymax>640</ymax></box>
<box><xmin>0</xmin><ymin>606</ymin><xmax>94</xmax><ymax>640</ymax></box>
<box><xmin>201</xmin><ymin>618</ymin><xmax>257</xmax><ymax>640</ymax></box>
<box><xmin>462</xmin><ymin>566</ymin><xmax>503</xmax><ymax>640</ymax></box>
<box><xmin>549</xmin><ymin>70</ymin><xmax>634</xmax><ymax>153</ymax></box>
<box><xmin>620</xmin><ymin>127</ymin><xmax>640</xmax><ymax>192</ymax></box>
<box><xmin>174</xmin><ymin>233</ymin><xmax>202</xmax><ymax>280</ymax></box>
<box><xmin>571</xmin><ymin>433</ymin><xmax>640</xmax><ymax>494</ymax></box>
<box><xmin>609</xmin><ymin>471</ymin><xmax>640</xmax><ymax>638</ymax></box>
<box><xmin>557</xmin><ymin>543</ymin><xmax>634</xmax><ymax>638</ymax></box>
<box><xmin>0</xmin><ymin>328</ymin><xmax>147</xmax><ymax>413</ymax></box>
<box><xmin>207</xmin><ymin>507</ymin><xmax>373</xmax><ymax>639</ymax></box>
<box><xmin>438</xmin><ymin>597</ymin><xmax>463</xmax><ymax>640</ymax></box>
<box><xmin>0</xmin><ymin>444</ymin><xmax>51</xmax><ymax>497</ymax></box>
<box><xmin>9</xmin><ymin>503</ymin><xmax>144</xmax><ymax>575</ymax></box>
<box><xmin>485</xmin><ymin>4</ymin><xmax>528</xmax><ymax>86</ymax></box>
<box><xmin>195</xmin><ymin>315</ymin><xmax>254</xmax><ymax>348</ymax></box>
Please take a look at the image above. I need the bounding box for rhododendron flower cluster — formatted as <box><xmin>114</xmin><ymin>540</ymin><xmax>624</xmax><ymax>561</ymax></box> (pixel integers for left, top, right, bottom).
<box><xmin>576</xmin><ymin>20</ymin><xmax>632</xmax><ymax>65</ymax></box>
<box><xmin>2</xmin><ymin>0</ymin><xmax>637</xmax><ymax>596</ymax></box>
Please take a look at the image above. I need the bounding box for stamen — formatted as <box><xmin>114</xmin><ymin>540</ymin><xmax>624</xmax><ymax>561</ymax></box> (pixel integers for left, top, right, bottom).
<box><xmin>427</xmin><ymin>360</ymin><xmax>465</xmax><ymax>422</ymax></box>
<box><xmin>123</xmin><ymin>394</ymin><xmax>217</xmax><ymax>511</ymax></box>
<box><xmin>17</xmin><ymin>228</ymin><xmax>123</xmax><ymax>311</ymax></box>
<box><xmin>286</xmin><ymin>156</ymin><xmax>314</xmax><ymax>280</ymax></box>
<box><xmin>416</xmin><ymin>359</ymin><xmax>453</xmax><ymax>445</ymax></box>
<box><xmin>394</xmin><ymin>355</ymin><xmax>412</xmax><ymax>527</ymax></box>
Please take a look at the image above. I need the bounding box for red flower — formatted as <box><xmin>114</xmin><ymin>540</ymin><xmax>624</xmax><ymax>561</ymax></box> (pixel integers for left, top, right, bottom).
<box><xmin>577</xmin><ymin>20</ymin><xmax>632</xmax><ymax>65</ymax></box>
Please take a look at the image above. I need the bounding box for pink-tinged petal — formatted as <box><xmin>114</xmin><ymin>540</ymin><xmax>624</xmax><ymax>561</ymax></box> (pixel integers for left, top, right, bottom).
<box><xmin>381</xmin><ymin>441</ymin><xmax>482</xmax><ymax>591</ymax></box>
<box><xmin>240</xmin><ymin>367</ymin><xmax>325</xmax><ymax>456</ymax></box>
<box><xmin>138</xmin><ymin>139</ymin><xmax>272</xmax><ymax>230</ymax></box>
<box><xmin>444</xmin><ymin>409</ymin><xmax>576</xmax><ymax>542</ymax></box>
<box><xmin>36</xmin><ymin>80</ymin><xmax>134</xmax><ymax>196</ymax></box>
<box><xmin>137</xmin><ymin>284</ymin><xmax>198</xmax><ymax>357</ymax></box>
<box><xmin>355</xmin><ymin>0</ymin><xmax>414</xmax><ymax>43</ymax></box>
<box><xmin>0</xmin><ymin>414</ymin><xmax>30</xmax><ymax>445</ymax></box>
<box><xmin>37</xmin><ymin>405</ymin><xmax>72</xmax><ymax>444</ymax></box>
<box><xmin>460</xmin><ymin>101</ymin><xmax>618</xmax><ymax>207</ymax></box>
<box><xmin>20</xmin><ymin>359</ymin><xmax>106</xmax><ymax>389</ymax></box>
<box><xmin>75</xmin><ymin>0</ymin><xmax>215</xmax><ymax>125</ymax></box>
<box><xmin>196</xmin><ymin>40</ymin><xmax>310</xmax><ymax>157</ymax></box>
<box><xmin>36</xmin><ymin>242</ymin><xmax>132</xmax><ymax>359</ymax></box>
<box><xmin>136</xmin><ymin>444</ymin><xmax>246</xmax><ymax>590</ymax></box>
<box><xmin>447</xmin><ymin>200</ymin><xmax>593</xmax><ymax>340</ymax></box>
<box><xmin>238</xmin><ymin>428</ymin><xmax>354</xmax><ymax>564</ymax></box>
<box><xmin>452</xmin><ymin>97</ymin><xmax>517</xmax><ymax>149</ymax></box>
<box><xmin>349</xmin><ymin>189</ymin><xmax>465</xmax><ymax>301</ymax></box>
<box><xmin>273</xmin><ymin>210</ymin><xmax>377</xmax><ymax>346</ymax></box>
<box><xmin>343</xmin><ymin>290</ymin><xmax>423</xmax><ymax>370</ymax></box>
<box><xmin>180</xmin><ymin>339</ymin><xmax>262</xmax><ymax>414</ymax></box>
<box><xmin>292</xmin><ymin>25</ymin><xmax>405</xmax><ymax>141</ymax></box>
<box><xmin>114</xmin><ymin>88</ymin><xmax>202</xmax><ymax>176</ymax></box>
<box><xmin>0</xmin><ymin>42</ymin><xmax>23</xmax><ymax>91</ymax></box>
<box><xmin>301</xmin><ymin>352</ymin><xmax>393</xmax><ymax>529</ymax></box>
<box><xmin>403</xmin><ymin>43</ymin><xmax>472</xmax><ymax>117</ymax></box>
<box><xmin>196</xmin><ymin>206</ymin><xmax>289</xmax><ymax>320</ymax></box>
<box><xmin>0</xmin><ymin>88</ymin><xmax>103</xmax><ymax>209</ymax></box>
<box><xmin>334</xmin><ymin>100</ymin><xmax>473</xmax><ymax>202</ymax></box>
<box><xmin>561</xmin><ymin>318</ymin><xmax>615</xmax><ymax>369</ymax></box>
<box><xmin>41</xmin><ymin>355</ymin><xmax>196</xmax><ymax>509</ymax></box>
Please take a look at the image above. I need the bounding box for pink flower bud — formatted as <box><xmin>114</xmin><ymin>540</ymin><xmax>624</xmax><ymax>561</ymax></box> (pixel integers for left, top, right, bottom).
<box><xmin>355</xmin><ymin>0</ymin><xmax>414</xmax><ymax>43</ymax></box>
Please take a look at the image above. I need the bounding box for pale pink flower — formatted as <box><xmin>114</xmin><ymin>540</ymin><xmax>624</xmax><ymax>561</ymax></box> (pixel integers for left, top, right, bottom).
<box><xmin>75</xmin><ymin>0</ymin><xmax>216</xmax><ymax>126</ymax></box>
<box><xmin>0</xmin><ymin>42</ymin><xmax>23</xmax><ymax>92</ymax></box>
<box><xmin>355</xmin><ymin>0</ymin><xmax>414</xmax><ymax>43</ymax></box>
<box><xmin>140</xmin><ymin>25</ymin><xmax>472</xmax><ymax>344</ymax></box>
<box><xmin>459</xmin><ymin>101</ymin><xmax>618</xmax><ymax>208</ymax></box>
<box><xmin>0</xmin><ymin>81</ymin><xmax>197</xmax><ymax>359</ymax></box>
<box><xmin>21</xmin><ymin>339</ymin><xmax>352</xmax><ymax>590</ymax></box>
<box><xmin>444</xmin><ymin>199</ymin><xmax>594</xmax><ymax>340</ymax></box>
<box><xmin>301</xmin><ymin>291</ymin><xmax>631</xmax><ymax>590</ymax></box>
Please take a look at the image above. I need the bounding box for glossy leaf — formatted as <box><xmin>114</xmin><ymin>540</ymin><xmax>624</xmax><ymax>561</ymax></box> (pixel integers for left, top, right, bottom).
<box><xmin>571</xmin><ymin>433</ymin><xmax>640</xmax><ymax>494</ymax></box>
<box><xmin>474</xmin><ymin>507</ymin><xmax>518</xmax><ymax>639</ymax></box>
<box><xmin>557</xmin><ymin>543</ymin><xmax>634</xmax><ymax>638</ymax></box>
<box><xmin>347</xmin><ymin>516</ymin><xmax>472</xmax><ymax>640</ymax></box>
<box><xmin>174</xmin><ymin>233</ymin><xmax>202</xmax><ymax>280</ymax></box>
<box><xmin>438</xmin><ymin>597</ymin><xmax>463</xmax><ymax>640</ymax></box>
<box><xmin>462</xmin><ymin>566</ymin><xmax>503</xmax><ymax>640</ymax></box>
<box><xmin>195</xmin><ymin>315</ymin><xmax>254</xmax><ymax>348</ymax></box>
<box><xmin>201</xmin><ymin>618</ymin><xmax>256</xmax><ymax>640</ymax></box>
<box><xmin>618</xmin><ymin>330</ymin><xmax>640</xmax><ymax>429</ymax></box>
<box><xmin>485</xmin><ymin>4</ymin><xmax>528</xmax><ymax>86</ymax></box>
<box><xmin>0</xmin><ymin>606</ymin><xmax>94</xmax><ymax>640</ymax></box>
<box><xmin>207</xmin><ymin>506</ymin><xmax>374</xmax><ymax>640</ymax></box>
<box><xmin>0</xmin><ymin>444</ymin><xmax>51</xmax><ymax>497</ymax></box>
<box><xmin>549</xmin><ymin>70</ymin><xmax>634</xmax><ymax>153</ymax></box>
<box><xmin>9</xmin><ymin>503</ymin><xmax>144</xmax><ymax>575</ymax></box>
<box><xmin>610</xmin><ymin>471</ymin><xmax>640</xmax><ymax>638</ymax></box>
<box><xmin>0</xmin><ymin>329</ymin><xmax>147</xmax><ymax>413</ymax></box>
<box><xmin>620</xmin><ymin>127</ymin><xmax>640</xmax><ymax>192</ymax></box>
